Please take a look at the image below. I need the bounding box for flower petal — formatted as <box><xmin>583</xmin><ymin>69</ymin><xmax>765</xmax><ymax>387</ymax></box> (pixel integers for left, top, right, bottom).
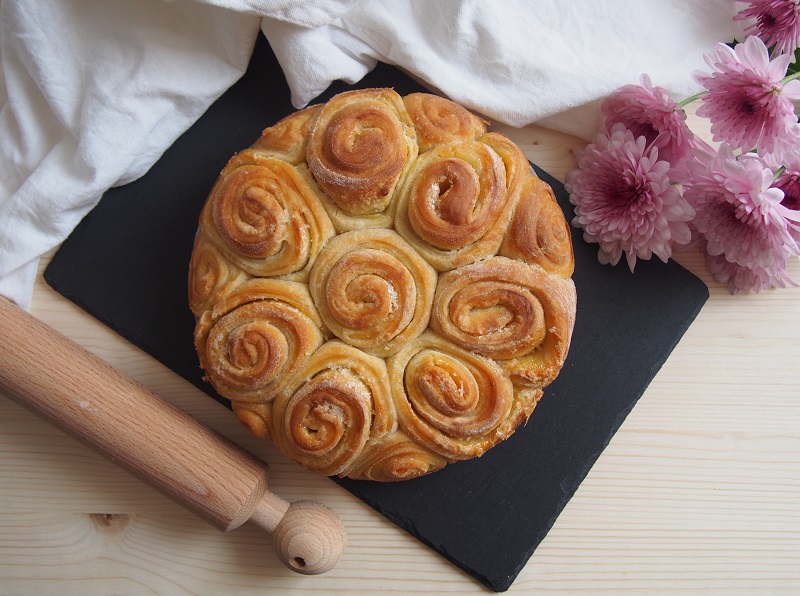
<box><xmin>565</xmin><ymin>126</ymin><xmax>695</xmax><ymax>271</ymax></box>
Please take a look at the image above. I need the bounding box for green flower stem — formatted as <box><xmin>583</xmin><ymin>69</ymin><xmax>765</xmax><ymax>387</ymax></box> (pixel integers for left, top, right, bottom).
<box><xmin>781</xmin><ymin>70</ymin><xmax>800</xmax><ymax>85</ymax></box>
<box><xmin>677</xmin><ymin>91</ymin><xmax>707</xmax><ymax>108</ymax></box>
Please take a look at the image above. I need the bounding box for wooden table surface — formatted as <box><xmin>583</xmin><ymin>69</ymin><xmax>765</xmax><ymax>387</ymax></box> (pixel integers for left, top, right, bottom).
<box><xmin>0</xmin><ymin>109</ymin><xmax>798</xmax><ymax>595</ymax></box>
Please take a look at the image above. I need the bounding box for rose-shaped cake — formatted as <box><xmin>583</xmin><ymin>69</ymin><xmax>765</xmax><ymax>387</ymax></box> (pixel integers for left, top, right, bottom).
<box><xmin>189</xmin><ymin>88</ymin><xmax>577</xmax><ymax>481</ymax></box>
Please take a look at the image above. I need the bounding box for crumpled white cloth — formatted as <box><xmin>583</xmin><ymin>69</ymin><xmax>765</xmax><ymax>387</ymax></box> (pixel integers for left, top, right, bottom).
<box><xmin>0</xmin><ymin>0</ymin><xmax>742</xmax><ymax>309</ymax></box>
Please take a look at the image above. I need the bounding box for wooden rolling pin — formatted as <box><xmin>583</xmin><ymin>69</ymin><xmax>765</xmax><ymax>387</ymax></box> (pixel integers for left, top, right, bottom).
<box><xmin>0</xmin><ymin>297</ymin><xmax>346</xmax><ymax>575</ymax></box>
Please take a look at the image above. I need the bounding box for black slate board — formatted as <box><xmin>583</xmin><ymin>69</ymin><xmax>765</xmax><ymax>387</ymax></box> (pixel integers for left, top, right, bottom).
<box><xmin>44</xmin><ymin>35</ymin><xmax>709</xmax><ymax>592</ymax></box>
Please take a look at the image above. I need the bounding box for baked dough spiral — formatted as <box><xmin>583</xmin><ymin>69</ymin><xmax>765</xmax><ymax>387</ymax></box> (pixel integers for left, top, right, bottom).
<box><xmin>387</xmin><ymin>331</ymin><xmax>517</xmax><ymax>459</ymax></box>
<box><xmin>199</xmin><ymin>150</ymin><xmax>335</xmax><ymax>281</ymax></box>
<box><xmin>479</xmin><ymin>132</ymin><xmax>530</xmax><ymax>203</ymax></box>
<box><xmin>190</xmin><ymin>88</ymin><xmax>577</xmax><ymax>481</ymax></box>
<box><xmin>431</xmin><ymin>256</ymin><xmax>576</xmax><ymax>388</ymax></box>
<box><xmin>393</xmin><ymin>136</ymin><xmax>523</xmax><ymax>271</ymax></box>
<box><xmin>194</xmin><ymin>279</ymin><xmax>325</xmax><ymax>403</ymax></box>
<box><xmin>309</xmin><ymin>229</ymin><xmax>437</xmax><ymax>357</ymax></box>
<box><xmin>188</xmin><ymin>230</ymin><xmax>251</xmax><ymax>317</ymax></box>
<box><xmin>230</xmin><ymin>401</ymin><xmax>273</xmax><ymax>440</ymax></box>
<box><xmin>500</xmin><ymin>174</ymin><xmax>575</xmax><ymax>278</ymax></box>
<box><xmin>252</xmin><ymin>104</ymin><xmax>323</xmax><ymax>165</ymax></box>
<box><xmin>269</xmin><ymin>341</ymin><xmax>396</xmax><ymax>477</ymax></box>
<box><xmin>403</xmin><ymin>92</ymin><xmax>487</xmax><ymax>152</ymax></box>
<box><xmin>348</xmin><ymin>431</ymin><xmax>448</xmax><ymax>481</ymax></box>
<box><xmin>306</xmin><ymin>88</ymin><xmax>418</xmax><ymax>230</ymax></box>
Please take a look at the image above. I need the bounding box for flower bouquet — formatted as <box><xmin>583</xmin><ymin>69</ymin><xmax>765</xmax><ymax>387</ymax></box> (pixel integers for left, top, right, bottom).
<box><xmin>565</xmin><ymin>1</ymin><xmax>800</xmax><ymax>294</ymax></box>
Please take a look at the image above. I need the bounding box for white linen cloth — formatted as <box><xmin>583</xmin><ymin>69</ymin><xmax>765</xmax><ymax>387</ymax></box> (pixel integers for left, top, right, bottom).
<box><xmin>0</xmin><ymin>0</ymin><xmax>742</xmax><ymax>309</ymax></box>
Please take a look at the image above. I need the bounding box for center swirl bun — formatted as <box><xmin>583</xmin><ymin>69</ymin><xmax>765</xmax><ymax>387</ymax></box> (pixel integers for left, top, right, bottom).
<box><xmin>309</xmin><ymin>229</ymin><xmax>437</xmax><ymax>357</ymax></box>
<box><xmin>190</xmin><ymin>88</ymin><xmax>577</xmax><ymax>481</ymax></box>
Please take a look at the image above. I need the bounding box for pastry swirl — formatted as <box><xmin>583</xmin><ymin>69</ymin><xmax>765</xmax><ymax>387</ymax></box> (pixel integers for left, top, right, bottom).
<box><xmin>348</xmin><ymin>431</ymin><xmax>448</xmax><ymax>481</ymax></box>
<box><xmin>309</xmin><ymin>229</ymin><xmax>437</xmax><ymax>357</ymax></box>
<box><xmin>199</xmin><ymin>150</ymin><xmax>335</xmax><ymax>281</ymax></box>
<box><xmin>188</xmin><ymin>230</ymin><xmax>251</xmax><ymax>318</ymax></box>
<box><xmin>191</xmin><ymin>88</ymin><xmax>577</xmax><ymax>481</ymax></box>
<box><xmin>306</xmin><ymin>88</ymin><xmax>418</xmax><ymax>229</ymax></box>
<box><xmin>269</xmin><ymin>341</ymin><xmax>396</xmax><ymax>476</ymax></box>
<box><xmin>403</xmin><ymin>92</ymin><xmax>486</xmax><ymax>153</ymax></box>
<box><xmin>231</xmin><ymin>401</ymin><xmax>273</xmax><ymax>440</ymax></box>
<box><xmin>394</xmin><ymin>138</ymin><xmax>520</xmax><ymax>271</ymax></box>
<box><xmin>251</xmin><ymin>104</ymin><xmax>323</xmax><ymax>165</ymax></box>
<box><xmin>479</xmin><ymin>132</ymin><xmax>530</xmax><ymax>203</ymax></box>
<box><xmin>387</xmin><ymin>332</ymin><xmax>515</xmax><ymax>459</ymax></box>
<box><xmin>431</xmin><ymin>256</ymin><xmax>576</xmax><ymax>388</ymax></box>
<box><xmin>500</xmin><ymin>174</ymin><xmax>575</xmax><ymax>278</ymax></box>
<box><xmin>194</xmin><ymin>279</ymin><xmax>325</xmax><ymax>403</ymax></box>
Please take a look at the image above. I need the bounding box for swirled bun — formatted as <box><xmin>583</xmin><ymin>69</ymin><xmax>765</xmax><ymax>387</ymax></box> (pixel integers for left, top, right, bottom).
<box><xmin>189</xmin><ymin>88</ymin><xmax>576</xmax><ymax>481</ymax></box>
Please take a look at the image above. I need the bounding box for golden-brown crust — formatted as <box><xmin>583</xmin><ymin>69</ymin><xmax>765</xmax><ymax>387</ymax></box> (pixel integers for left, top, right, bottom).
<box><xmin>309</xmin><ymin>229</ymin><xmax>437</xmax><ymax>357</ymax></box>
<box><xmin>403</xmin><ymin>92</ymin><xmax>487</xmax><ymax>153</ymax></box>
<box><xmin>199</xmin><ymin>150</ymin><xmax>335</xmax><ymax>282</ymax></box>
<box><xmin>386</xmin><ymin>331</ymin><xmax>515</xmax><ymax>460</ymax></box>
<box><xmin>194</xmin><ymin>279</ymin><xmax>325</xmax><ymax>403</ymax></box>
<box><xmin>251</xmin><ymin>104</ymin><xmax>323</xmax><ymax>165</ymax></box>
<box><xmin>431</xmin><ymin>256</ymin><xmax>576</xmax><ymax>388</ymax></box>
<box><xmin>306</xmin><ymin>88</ymin><xmax>418</xmax><ymax>224</ymax></box>
<box><xmin>479</xmin><ymin>132</ymin><xmax>530</xmax><ymax>201</ymax></box>
<box><xmin>190</xmin><ymin>88</ymin><xmax>577</xmax><ymax>481</ymax></box>
<box><xmin>188</xmin><ymin>230</ymin><xmax>251</xmax><ymax>318</ymax></box>
<box><xmin>231</xmin><ymin>401</ymin><xmax>273</xmax><ymax>440</ymax></box>
<box><xmin>500</xmin><ymin>175</ymin><xmax>575</xmax><ymax>278</ymax></box>
<box><xmin>393</xmin><ymin>138</ymin><xmax>519</xmax><ymax>271</ymax></box>
<box><xmin>268</xmin><ymin>341</ymin><xmax>396</xmax><ymax>477</ymax></box>
<box><xmin>347</xmin><ymin>430</ymin><xmax>448</xmax><ymax>481</ymax></box>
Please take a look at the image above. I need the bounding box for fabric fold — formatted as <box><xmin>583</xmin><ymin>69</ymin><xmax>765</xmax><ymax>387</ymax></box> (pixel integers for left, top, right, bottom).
<box><xmin>0</xmin><ymin>0</ymin><xmax>261</xmax><ymax>308</ymax></box>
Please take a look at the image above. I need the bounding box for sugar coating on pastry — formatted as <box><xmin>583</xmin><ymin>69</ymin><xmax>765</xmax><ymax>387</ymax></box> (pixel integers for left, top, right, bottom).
<box><xmin>190</xmin><ymin>88</ymin><xmax>576</xmax><ymax>481</ymax></box>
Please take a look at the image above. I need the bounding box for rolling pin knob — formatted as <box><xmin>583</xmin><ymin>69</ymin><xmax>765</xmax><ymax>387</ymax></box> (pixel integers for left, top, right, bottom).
<box><xmin>272</xmin><ymin>501</ymin><xmax>347</xmax><ymax>574</ymax></box>
<box><xmin>248</xmin><ymin>487</ymin><xmax>347</xmax><ymax>574</ymax></box>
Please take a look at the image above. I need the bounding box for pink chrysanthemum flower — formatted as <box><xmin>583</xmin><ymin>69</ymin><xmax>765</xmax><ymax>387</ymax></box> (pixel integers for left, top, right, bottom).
<box><xmin>565</xmin><ymin>123</ymin><xmax>695</xmax><ymax>272</ymax></box>
<box><xmin>772</xmin><ymin>152</ymin><xmax>800</xmax><ymax>241</ymax></box>
<box><xmin>694</xmin><ymin>35</ymin><xmax>800</xmax><ymax>162</ymax></box>
<box><xmin>667</xmin><ymin>131</ymin><xmax>721</xmax><ymax>187</ymax></box>
<box><xmin>734</xmin><ymin>0</ymin><xmax>800</xmax><ymax>56</ymax></box>
<box><xmin>601</xmin><ymin>74</ymin><xmax>696</xmax><ymax>168</ymax></box>
<box><xmin>705</xmin><ymin>251</ymin><xmax>794</xmax><ymax>293</ymax></box>
<box><xmin>682</xmin><ymin>143</ymin><xmax>799</xmax><ymax>292</ymax></box>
